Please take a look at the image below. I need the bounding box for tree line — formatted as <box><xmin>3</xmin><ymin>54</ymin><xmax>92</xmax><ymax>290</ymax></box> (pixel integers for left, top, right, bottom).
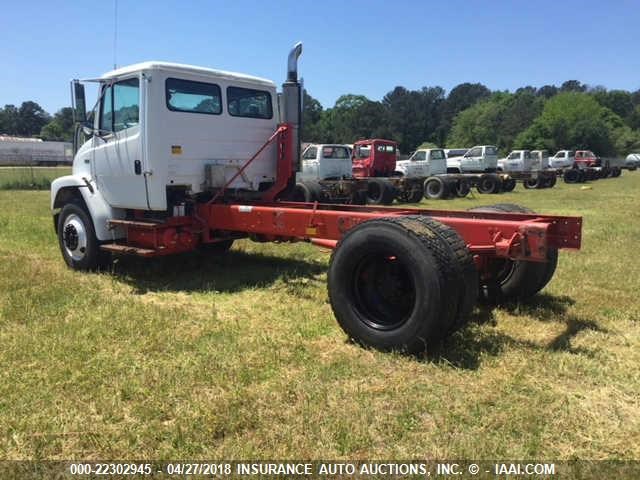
<box><xmin>303</xmin><ymin>80</ymin><xmax>640</xmax><ymax>156</ymax></box>
<box><xmin>2</xmin><ymin>79</ymin><xmax>640</xmax><ymax>157</ymax></box>
<box><xmin>0</xmin><ymin>102</ymin><xmax>74</xmax><ymax>141</ymax></box>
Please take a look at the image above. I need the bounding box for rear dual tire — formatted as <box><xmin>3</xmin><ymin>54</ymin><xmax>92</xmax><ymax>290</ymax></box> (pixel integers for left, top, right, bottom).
<box><xmin>396</xmin><ymin>186</ymin><xmax>424</xmax><ymax>203</ymax></box>
<box><xmin>501</xmin><ymin>177</ymin><xmax>517</xmax><ymax>192</ymax></box>
<box><xmin>468</xmin><ymin>204</ymin><xmax>558</xmax><ymax>302</ymax></box>
<box><xmin>292</xmin><ymin>181</ymin><xmax>322</xmax><ymax>202</ymax></box>
<box><xmin>366</xmin><ymin>178</ymin><xmax>396</xmax><ymax>205</ymax></box>
<box><xmin>563</xmin><ymin>169</ymin><xmax>582</xmax><ymax>184</ymax></box>
<box><xmin>477</xmin><ymin>174</ymin><xmax>502</xmax><ymax>194</ymax></box>
<box><xmin>423</xmin><ymin>177</ymin><xmax>448</xmax><ymax>199</ymax></box>
<box><xmin>328</xmin><ymin>216</ymin><xmax>478</xmax><ymax>353</ymax></box>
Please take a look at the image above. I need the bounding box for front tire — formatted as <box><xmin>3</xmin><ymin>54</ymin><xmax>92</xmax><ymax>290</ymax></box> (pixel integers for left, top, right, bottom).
<box><xmin>57</xmin><ymin>202</ymin><xmax>109</xmax><ymax>271</ymax></box>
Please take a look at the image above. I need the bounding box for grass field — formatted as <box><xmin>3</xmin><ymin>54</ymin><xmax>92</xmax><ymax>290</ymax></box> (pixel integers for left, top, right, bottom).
<box><xmin>0</xmin><ymin>166</ymin><xmax>71</xmax><ymax>190</ymax></box>
<box><xmin>0</xmin><ymin>172</ymin><xmax>639</xmax><ymax>461</ymax></box>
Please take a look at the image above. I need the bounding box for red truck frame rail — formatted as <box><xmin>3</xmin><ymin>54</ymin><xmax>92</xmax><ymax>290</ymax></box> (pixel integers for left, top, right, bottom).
<box><xmin>97</xmin><ymin>122</ymin><xmax>582</xmax><ymax>354</ymax></box>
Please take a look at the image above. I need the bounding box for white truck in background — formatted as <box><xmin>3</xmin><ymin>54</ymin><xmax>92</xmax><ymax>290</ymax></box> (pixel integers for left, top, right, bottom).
<box><xmin>298</xmin><ymin>144</ymin><xmax>353</xmax><ymax>181</ymax></box>
<box><xmin>446</xmin><ymin>145</ymin><xmax>498</xmax><ymax>173</ymax></box>
<box><xmin>395</xmin><ymin>148</ymin><xmax>447</xmax><ymax>178</ymax></box>
<box><xmin>531</xmin><ymin>150</ymin><xmax>550</xmax><ymax>169</ymax></box>
<box><xmin>549</xmin><ymin>150</ymin><xmax>575</xmax><ymax>169</ymax></box>
<box><xmin>497</xmin><ymin>149</ymin><xmax>558</xmax><ymax>189</ymax></box>
<box><xmin>497</xmin><ymin>150</ymin><xmax>539</xmax><ymax>172</ymax></box>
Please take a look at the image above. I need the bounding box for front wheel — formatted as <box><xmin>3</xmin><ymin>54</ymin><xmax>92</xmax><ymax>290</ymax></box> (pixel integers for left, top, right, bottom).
<box><xmin>57</xmin><ymin>202</ymin><xmax>109</xmax><ymax>271</ymax></box>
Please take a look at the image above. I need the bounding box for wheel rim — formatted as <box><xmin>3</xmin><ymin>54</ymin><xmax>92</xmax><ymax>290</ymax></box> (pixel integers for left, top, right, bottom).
<box><xmin>427</xmin><ymin>181</ymin><xmax>441</xmax><ymax>197</ymax></box>
<box><xmin>62</xmin><ymin>214</ymin><xmax>88</xmax><ymax>261</ymax></box>
<box><xmin>481</xmin><ymin>178</ymin><xmax>493</xmax><ymax>191</ymax></box>
<box><xmin>352</xmin><ymin>252</ymin><xmax>416</xmax><ymax>330</ymax></box>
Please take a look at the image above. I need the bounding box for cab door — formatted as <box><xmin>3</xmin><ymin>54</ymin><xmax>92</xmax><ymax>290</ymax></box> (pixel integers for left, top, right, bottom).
<box><xmin>462</xmin><ymin>146</ymin><xmax>482</xmax><ymax>171</ymax></box>
<box><xmin>92</xmin><ymin>76</ymin><xmax>150</xmax><ymax>209</ymax></box>
<box><xmin>320</xmin><ymin>145</ymin><xmax>351</xmax><ymax>179</ymax></box>
<box><xmin>409</xmin><ymin>150</ymin><xmax>428</xmax><ymax>177</ymax></box>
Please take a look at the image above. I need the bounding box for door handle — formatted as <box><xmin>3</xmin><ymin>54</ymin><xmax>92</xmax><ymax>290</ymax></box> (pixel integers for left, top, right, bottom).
<box><xmin>134</xmin><ymin>160</ymin><xmax>142</xmax><ymax>175</ymax></box>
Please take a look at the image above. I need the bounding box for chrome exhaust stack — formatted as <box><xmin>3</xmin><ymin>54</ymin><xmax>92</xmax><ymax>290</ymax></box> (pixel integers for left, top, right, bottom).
<box><xmin>282</xmin><ymin>42</ymin><xmax>303</xmax><ymax>173</ymax></box>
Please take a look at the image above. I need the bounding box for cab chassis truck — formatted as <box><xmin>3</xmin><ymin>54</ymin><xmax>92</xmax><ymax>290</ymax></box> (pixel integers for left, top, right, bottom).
<box><xmin>52</xmin><ymin>44</ymin><xmax>582</xmax><ymax>354</ymax></box>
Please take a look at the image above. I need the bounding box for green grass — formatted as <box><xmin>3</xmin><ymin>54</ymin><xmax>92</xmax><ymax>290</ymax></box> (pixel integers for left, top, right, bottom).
<box><xmin>1</xmin><ymin>174</ymin><xmax>639</xmax><ymax>461</ymax></box>
<box><xmin>0</xmin><ymin>166</ymin><xmax>71</xmax><ymax>190</ymax></box>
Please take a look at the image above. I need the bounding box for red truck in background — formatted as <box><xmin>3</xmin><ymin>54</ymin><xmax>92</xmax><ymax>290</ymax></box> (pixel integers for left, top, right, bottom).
<box><xmin>574</xmin><ymin>150</ymin><xmax>600</xmax><ymax>168</ymax></box>
<box><xmin>352</xmin><ymin>139</ymin><xmax>398</xmax><ymax>178</ymax></box>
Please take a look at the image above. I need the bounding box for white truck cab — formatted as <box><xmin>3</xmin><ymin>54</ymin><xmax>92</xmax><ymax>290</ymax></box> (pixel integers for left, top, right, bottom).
<box><xmin>531</xmin><ymin>150</ymin><xmax>550</xmax><ymax>170</ymax></box>
<box><xmin>298</xmin><ymin>144</ymin><xmax>353</xmax><ymax>181</ymax></box>
<box><xmin>395</xmin><ymin>148</ymin><xmax>447</xmax><ymax>177</ymax></box>
<box><xmin>549</xmin><ymin>150</ymin><xmax>575</xmax><ymax>169</ymax></box>
<box><xmin>446</xmin><ymin>145</ymin><xmax>498</xmax><ymax>173</ymax></box>
<box><xmin>497</xmin><ymin>150</ymin><xmax>540</xmax><ymax>172</ymax></box>
<box><xmin>52</xmin><ymin>61</ymin><xmax>279</xmax><ymax>240</ymax></box>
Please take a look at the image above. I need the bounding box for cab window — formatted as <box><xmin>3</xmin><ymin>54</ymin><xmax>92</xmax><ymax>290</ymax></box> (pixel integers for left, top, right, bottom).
<box><xmin>466</xmin><ymin>147</ymin><xmax>482</xmax><ymax>157</ymax></box>
<box><xmin>100</xmin><ymin>78</ymin><xmax>140</xmax><ymax>132</ymax></box>
<box><xmin>227</xmin><ymin>86</ymin><xmax>272</xmax><ymax>119</ymax></box>
<box><xmin>412</xmin><ymin>151</ymin><xmax>426</xmax><ymax>161</ymax></box>
<box><xmin>376</xmin><ymin>144</ymin><xmax>396</xmax><ymax>153</ymax></box>
<box><xmin>355</xmin><ymin>145</ymin><xmax>371</xmax><ymax>158</ymax></box>
<box><xmin>302</xmin><ymin>147</ymin><xmax>317</xmax><ymax>160</ymax></box>
<box><xmin>166</xmin><ymin>78</ymin><xmax>222</xmax><ymax>114</ymax></box>
<box><xmin>322</xmin><ymin>146</ymin><xmax>349</xmax><ymax>159</ymax></box>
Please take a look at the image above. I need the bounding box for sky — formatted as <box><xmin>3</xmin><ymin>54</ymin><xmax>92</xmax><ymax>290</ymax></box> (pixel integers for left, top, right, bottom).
<box><xmin>1</xmin><ymin>0</ymin><xmax>639</xmax><ymax>115</ymax></box>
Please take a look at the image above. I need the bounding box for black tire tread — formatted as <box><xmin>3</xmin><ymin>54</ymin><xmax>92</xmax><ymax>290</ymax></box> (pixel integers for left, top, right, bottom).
<box><xmin>328</xmin><ymin>215</ymin><xmax>462</xmax><ymax>352</ymax></box>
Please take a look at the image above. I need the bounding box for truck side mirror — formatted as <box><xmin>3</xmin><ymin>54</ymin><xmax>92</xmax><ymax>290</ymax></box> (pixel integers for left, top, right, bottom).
<box><xmin>72</xmin><ymin>80</ymin><xmax>87</xmax><ymax>124</ymax></box>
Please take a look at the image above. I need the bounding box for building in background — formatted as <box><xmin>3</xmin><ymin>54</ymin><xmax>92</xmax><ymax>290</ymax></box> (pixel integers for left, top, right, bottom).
<box><xmin>0</xmin><ymin>136</ymin><xmax>72</xmax><ymax>166</ymax></box>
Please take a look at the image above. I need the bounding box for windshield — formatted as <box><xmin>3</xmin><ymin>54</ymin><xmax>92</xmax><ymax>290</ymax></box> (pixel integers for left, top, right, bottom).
<box><xmin>355</xmin><ymin>145</ymin><xmax>371</xmax><ymax>159</ymax></box>
<box><xmin>411</xmin><ymin>151</ymin><xmax>427</xmax><ymax>161</ymax></box>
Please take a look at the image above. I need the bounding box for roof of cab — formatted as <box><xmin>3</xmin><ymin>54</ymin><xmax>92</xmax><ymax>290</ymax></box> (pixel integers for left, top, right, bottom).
<box><xmin>98</xmin><ymin>61</ymin><xmax>276</xmax><ymax>87</ymax></box>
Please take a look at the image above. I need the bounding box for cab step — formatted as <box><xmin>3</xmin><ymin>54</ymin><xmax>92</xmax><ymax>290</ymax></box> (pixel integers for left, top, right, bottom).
<box><xmin>100</xmin><ymin>243</ymin><xmax>157</xmax><ymax>256</ymax></box>
<box><xmin>108</xmin><ymin>219</ymin><xmax>165</xmax><ymax>230</ymax></box>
